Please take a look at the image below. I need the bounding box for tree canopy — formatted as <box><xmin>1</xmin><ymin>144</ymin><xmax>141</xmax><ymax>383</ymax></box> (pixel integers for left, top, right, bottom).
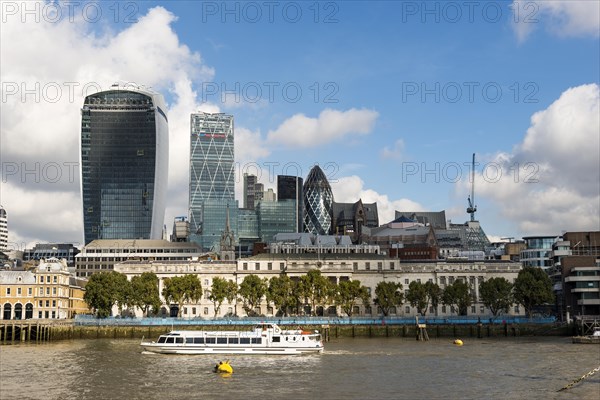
<box><xmin>238</xmin><ymin>274</ymin><xmax>268</xmax><ymax>316</ymax></box>
<box><xmin>442</xmin><ymin>280</ymin><xmax>472</xmax><ymax>316</ymax></box>
<box><xmin>514</xmin><ymin>267</ymin><xmax>554</xmax><ymax>318</ymax></box>
<box><xmin>131</xmin><ymin>272</ymin><xmax>161</xmax><ymax>317</ymax></box>
<box><xmin>479</xmin><ymin>277</ymin><xmax>514</xmax><ymax>317</ymax></box>
<box><xmin>162</xmin><ymin>275</ymin><xmax>203</xmax><ymax>317</ymax></box>
<box><xmin>208</xmin><ymin>277</ymin><xmax>237</xmax><ymax>317</ymax></box>
<box><xmin>336</xmin><ymin>279</ymin><xmax>371</xmax><ymax>317</ymax></box>
<box><xmin>374</xmin><ymin>281</ymin><xmax>404</xmax><ymax>316</ymax></box>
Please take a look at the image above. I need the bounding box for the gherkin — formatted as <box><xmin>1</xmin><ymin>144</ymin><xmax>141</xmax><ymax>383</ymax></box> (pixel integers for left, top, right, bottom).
<box><xmin>303</xmin><ymin>165</ymin><xmax>334</xmax><ymax>235</ymax></box>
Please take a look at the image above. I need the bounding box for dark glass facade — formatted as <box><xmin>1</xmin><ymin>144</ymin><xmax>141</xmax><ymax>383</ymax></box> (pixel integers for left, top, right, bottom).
<box><xmin>277</xmin><ymin>175</ymin><xmax>303</xmax><ymax>233</ymax></box>
<box><xmin>81</xmin><ymin>88</ymin><xmax>168</xmax><ymax>244</ymax></box>
<box><xmin>303</xmin><ymin>166</ymin><xmax>334</xmax><ymax>235</ymax></box>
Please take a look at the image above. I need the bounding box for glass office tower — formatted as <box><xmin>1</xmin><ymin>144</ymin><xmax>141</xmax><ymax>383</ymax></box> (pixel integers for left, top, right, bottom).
<box><xmin>303</xmin><ymin>165</ymin><xmax>334</xmax><ymax>235</ymax></box>
<box><xmin>189</xmin><ymin>112</ymin><xmax>235</xmax><ymax>250</ymax></box>
<box><xmin>80</xmin><ymin>85</ymin><xmax>168</xmax><ymax>244</ymax></box>
<box><xmin>277</xmin><ymin>175</ymin><xmax>303</xmax><ymax>233</ymax></box>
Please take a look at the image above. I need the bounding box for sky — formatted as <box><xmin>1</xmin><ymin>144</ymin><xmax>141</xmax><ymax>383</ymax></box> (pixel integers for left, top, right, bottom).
<box><xmin>1</xmin><ymin>0</ymin><xmax>599</xmax><ymax>250</ymax></box>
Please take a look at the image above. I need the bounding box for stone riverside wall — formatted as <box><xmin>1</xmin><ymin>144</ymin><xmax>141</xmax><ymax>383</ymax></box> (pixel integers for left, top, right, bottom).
<box><xmin>0</xmin><ymin>322</ymin><xmax>572</xmax><ymax>343</ymax></box>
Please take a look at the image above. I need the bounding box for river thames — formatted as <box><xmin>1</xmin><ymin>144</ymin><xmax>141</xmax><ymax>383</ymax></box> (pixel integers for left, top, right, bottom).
<box><xmin>1</xmin><ymin>336</ymin><xmax>598</xmax><ymax>400</ymax></box>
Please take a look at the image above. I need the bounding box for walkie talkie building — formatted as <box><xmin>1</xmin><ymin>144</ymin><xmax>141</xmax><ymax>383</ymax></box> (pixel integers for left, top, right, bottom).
<box><xmin>80</xmin><ymin>85</ymin><xmax>169</xmax><ymax>244</ymax></box>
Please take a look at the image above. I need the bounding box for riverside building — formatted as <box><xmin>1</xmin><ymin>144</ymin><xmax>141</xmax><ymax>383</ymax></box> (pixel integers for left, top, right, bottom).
<box><xmin>114</xmin><ymin>255</ymin><xmax>524</xmax><ymax>319</ymax></box>
<box><xmin>75</xmin><ymin>239</ymin><xmax>204</xmax><ymax>277</ymax></box>
<box><xmin>80</xmin><ymin>84</ymin><xmax>169</xmax><ymax>244</ymax></box>
<box><xmin>0</xmin><ymin>258</ymin><xmax>88</xmax><ymax>320</ymax></box>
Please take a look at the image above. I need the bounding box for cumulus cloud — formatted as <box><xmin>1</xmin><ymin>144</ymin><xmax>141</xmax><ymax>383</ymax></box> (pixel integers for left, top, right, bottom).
<box><xmin>512</xmin><ymin>0</ymin><xmax>600</xmax><ymax>42</ymax></box>
<box><xmin>0</xmin><ymin>5</ymin><xmax>215</xmax><ymax>246</ymax></box>
<box><xmin>457</xmin><ymin>84</ymin><xmax>600</xmax><ymax>235</ymax></box>
<box><xmin>331</xmin><ymin>175</ymin><xmax>424</xmax><ymax>225</ymax></box>
<box><xmin>267</xmin><ymin>108</ymin><xmax>379</xmax><ymax>148</ymax></box>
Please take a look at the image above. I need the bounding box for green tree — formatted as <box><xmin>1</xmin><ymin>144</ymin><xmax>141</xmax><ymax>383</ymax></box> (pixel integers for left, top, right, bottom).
<box><xmin>238</xmin><ymin>274</ymin><xmax>268</xmax><ymax>316</ymax></box>
<box><xmin>479</xmin><ymin>277</ymin><xmax>514</xmax><ymax>317</ymax></box>
<box><xmin>84</xmin><ymin>271</ymin><xmax>128</xmax><ymax>318</ymax></box>
<box><xmin>514</xmin><ymin>267</ymin><xmax>554</xmax><ymax>318</ymax></box>
<box><xmin>442</xmin><ymin>280</ymin><xmax>472</xmax><ymax>316</ymax></box>
<box><xmin>112</xmin><ymin>272</ymin><xmax>133</xmax><ymax>315</ymax></box>
<box><xmin>426</xmin><ymin>281</ymin><xmax>442</xmax><ymax>316</ymax></box>
<box><xmin>406</xmin><ymin>281</ymin><xmax>429</xmax><ymax>316</ymax></box>
<box><xmin>267</xmin><ymin>274</ymin><xmax>295</xmax><ymax>316</ymax></box>
<box><xmin>131</xmin><ymin>272</ymin><xmax>161</xmax><ymax>317</ymax></box>
<box><xmin>209</xmin><ymin>277</ymin><xmax>237</xmax><ymax>317</ymax></box>
<box><xmin>374</xmin><ymin>281</ymin><xmax>404</xmax><ymax>316</ymax></box>
<box><xmin>162</xmin><ymin>275</ymin><xmax>203</xmax><ymax>317</ymax></box>
<box><xmin>336</xmin><ymin>279</ymin><xmax>370</xmax><ymax>317</ymax></box>
<box><xmin>298</xmin><ymin>269</ymin><xmax>331</xmax><ymax>316</ymax></box>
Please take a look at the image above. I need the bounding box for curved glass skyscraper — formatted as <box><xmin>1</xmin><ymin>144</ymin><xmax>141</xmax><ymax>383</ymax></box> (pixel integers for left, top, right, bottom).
<box><xmin>303</xmin><ymin>165</ymin><xmax>334</xmax><ymax>235</ymax></box>
<box><xmin>80</xmin><ymin>85</ymin><xmax>168</xmax><ymax>244</ymax></box>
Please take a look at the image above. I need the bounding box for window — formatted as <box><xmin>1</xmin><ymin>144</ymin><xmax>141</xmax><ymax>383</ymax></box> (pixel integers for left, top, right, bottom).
<box><xmin>405</xmin><ymin>306</ymin><xmax>410</xmax><ymax>313</ymax></box>
<box><xmin>390</xmin><ymin>262</ymin><xmax>395</xmax><ymax>270</ymax></box>
<box><xmin>404</xmin><ymin>279</ymin><xmax>409</xmax><ymax>284</ymax></box>
<box><xmin>194</xmin><ymin>337</ymin><xmax>204</xmax><ymax>344</ymax></box>
<box><xmin>240</xmin><ymin>338</ymin><xmax>250</xmax><ymax>344</ymax></box>
<box><xmin>228</xmin><ymin>338</ymin><xmax>239</xmax><ymax>344</ymax></box>
<box><xmin>46</xmin><ymin>287</ymin><xmax>50</xmax><ymax>295</ymax></box>
<box><xmin>255</xmin><ymin>262</ymin><xmax>260</xmax><ymax>271</ymax></box>
<box><xmin>52</xmin><ymin>300</ymin><xmax>56</xmax><ymax>307</ymax></box>
<box><xmin>46</xmin><ymin>300</ymin><xmax>50</xmax><ymax>307</ymax></box>
<box><xmin>377</xmin><ymin>262</ymin><xmax>383</xmax><ymax>271</ymax></box>
<box><xmin>243</xmin><ymin>262</ymin><xmax>248</xmax><ymax>270</ymax></box>
<box><xmin>192</xmin><ymin>307</ymin><xmax>197</xmax><ymax>315</ymax></box>
<box><xmin>280</xmin><ymin>263</ymin><xmax>284</xmax><ymax>270</ymax></box>
<box><xmin>204</xmin><ymin>279</ymin><xmax>209</xmax><ymax>286</ymax></box>
<box><xmin>267</xmin><ymin>262</ymin><xmax>272</xmax><ymax>270</ymax></box>
<box><xmin>217</xmin><ymin>338</ymin><xmax>227</xmax><ymax>344</ymax></box>
<box><xmin>52</xmin><ymin>287</ymin><xmax>56</xmax><ymax>295</ymax></box>
<box><xmin>17</xmin><ymin>288</ymin><xmax>22</xmax><ymax>295</ymax></box>
<box><xmin>38</xmin><ymin>301</ymin><xmax>42</xmax><ymax>307</ymax></box>
<box><xmin>471</xmin><ymin>306</ymin><xmax>476</xmax><ymax>314</ymax></box>
<box><xmin>53</xmin><ymin>276</ymin><xmax>57</xmax><ymax>283</ymax></box>
<box><xmin>442</xmin><ymin>306</ymin><xmax>447</xmax><ymax>313</ymax></box>
<box><xmin>28</xmin><ymin>288</ymin><xmax>32</xmax><ymax>296</ymax></box>
<box><xmin>365</xmin><ymin>262</ymin><xmax>370</xmax><ymax>270</ymax></box>
<box><xmin>204</xmin><ymin>307</ymin><xmax>209</xmax><ymax>315</ymax></box>
<box><xmin>6</xmin><ymin>288</ymin><xmax>10</xmax><ymax>296</ymax></box>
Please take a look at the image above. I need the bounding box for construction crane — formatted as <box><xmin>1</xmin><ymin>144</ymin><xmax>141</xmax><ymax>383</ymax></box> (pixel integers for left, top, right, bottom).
<box><xmin>466</xmin><ymin>153</ymin><xmax>477</xmax><ymax>221</ymax></box>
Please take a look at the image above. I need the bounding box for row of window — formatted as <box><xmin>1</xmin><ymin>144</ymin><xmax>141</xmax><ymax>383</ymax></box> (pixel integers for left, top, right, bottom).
<box><xmin>4</xmin><ymin>287</ymin><xmax>65</xmax><ymax>296</ymax></box>
<box><xmin>82</xmin><ymin>248</ymin><xmax>197</xmax><ymax>254</ymax></box>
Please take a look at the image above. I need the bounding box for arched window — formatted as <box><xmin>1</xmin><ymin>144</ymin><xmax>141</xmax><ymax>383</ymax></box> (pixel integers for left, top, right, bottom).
<box><xmin>25</xmin><ymin>303</ymin><xmax>34</xmax><ymax>319</ymax></box>
<box><xmin>3</xmin><ymin>303</ymin><xmax>12</xmax><ymax>320</ymax></box>
<box><xmin>14</xmin><ymin>303</ymin><xmax>23</xmax><ymax>320</ymax></box>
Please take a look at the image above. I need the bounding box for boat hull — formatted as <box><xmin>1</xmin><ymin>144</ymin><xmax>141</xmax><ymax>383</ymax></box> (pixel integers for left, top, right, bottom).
<box><xmin>572</xmin><ymin>336</ymin><xmax>600</xmax><ymax>344</ymax></box>
<box><xmin>141</xmin><ymin>342</ymin><xmax>323</xmax><ymax>355</ymax></box>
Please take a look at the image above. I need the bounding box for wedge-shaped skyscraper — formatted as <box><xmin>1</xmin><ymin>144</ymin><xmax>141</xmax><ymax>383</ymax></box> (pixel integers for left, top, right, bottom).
<box><xmin>80</xmin><ymin>84</ymin><xmax>168</xmax><ymax>244</ymax></box>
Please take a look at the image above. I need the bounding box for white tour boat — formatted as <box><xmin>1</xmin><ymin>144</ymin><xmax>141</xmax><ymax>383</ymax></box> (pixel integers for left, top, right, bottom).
<box><xmin>140</xmin><ymin>323</ymin><xmax>324</xmax><ymax>355</ymax></box>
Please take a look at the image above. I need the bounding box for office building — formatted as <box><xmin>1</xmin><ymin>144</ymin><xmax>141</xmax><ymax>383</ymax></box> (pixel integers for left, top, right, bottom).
<box><xmin>303</xmin><ymin>166</ymin><xmax>334</xmax><ymax>235</ymax></box>
<box><xmin>277</xmin><ymin>175</ymin><xmax>303</xmax><ymax>233</ymax></box>
<box><xmin>80</xmin><ymin>84</ymin><xmax>168</xmax><ymax>244</ymax></box>
<box><xmin>189</xmin><ymin>112</ymin><xmax>235</xmax><ymax>250</ymax></box>
<box><xmin>0</xmin><ymin>206</ymin><xmax>7</xmax><ymax>251</ymax></box>
<box><xmin>331</xmin><ymin>199</ymin><xmax>379</xmax><ymax>243</ymax></box>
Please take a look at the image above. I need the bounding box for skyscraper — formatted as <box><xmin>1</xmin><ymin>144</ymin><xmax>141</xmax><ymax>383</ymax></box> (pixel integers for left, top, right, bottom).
<box><xmin>303</xmin><ymin>166</ymin><xmax>334</xmax><ymax>235</ymax></box>
<box><xmin>189</xmin><ymin>112</ymin><xmax>235</xmax><ymax>250</ymax></box>
<box><xmin>0</xmin><ymin>206</ymin><xmax>7</xmax><ymax>251</ymax></box>
<box><xmin>80</xmin><ymin>84</ymin><xmax>168</xmax><ymax>244</ymax></box>
<box><xmin>277</xmin><ymin>175</ymin><xmax>303</xmax><ymax>233</ymax></box>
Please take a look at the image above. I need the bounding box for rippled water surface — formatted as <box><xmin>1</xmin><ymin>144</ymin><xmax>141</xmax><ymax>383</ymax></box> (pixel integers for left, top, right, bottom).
<box><xmin>1</xmin><ymin>336</ymin><xmax>599</xmax><ymax>400</ymax></box>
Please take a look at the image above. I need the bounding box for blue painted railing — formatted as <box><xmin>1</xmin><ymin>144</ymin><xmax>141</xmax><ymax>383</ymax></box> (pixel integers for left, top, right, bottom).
<box><xmin>74</xmin><ymin>315</ymin><xmax>556</xmax><ymax>326</ymax></box>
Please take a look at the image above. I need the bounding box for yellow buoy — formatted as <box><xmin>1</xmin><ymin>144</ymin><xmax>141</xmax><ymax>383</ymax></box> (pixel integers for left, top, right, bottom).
<box><xmin>453</xmin><ymin>339</ymin><xmax>463</xmax><ymax>346</ymax></box>
<box><xmin>214</xmin><ymin>360</ymin><xmax>233</xmax><ymax>374</ymax></box>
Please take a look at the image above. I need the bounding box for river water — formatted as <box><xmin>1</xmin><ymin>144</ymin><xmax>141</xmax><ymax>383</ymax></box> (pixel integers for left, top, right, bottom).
<box><xmin>1</xmin><ymin>336</ymin><xmax>598</xmax><ymax>400</ymax></box>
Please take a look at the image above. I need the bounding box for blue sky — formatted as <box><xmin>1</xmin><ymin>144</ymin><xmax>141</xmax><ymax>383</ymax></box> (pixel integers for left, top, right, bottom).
<box><xmin>1</xmin><ymin>0</ymin><xmax>599</xmax><ymax>248</ymax></box>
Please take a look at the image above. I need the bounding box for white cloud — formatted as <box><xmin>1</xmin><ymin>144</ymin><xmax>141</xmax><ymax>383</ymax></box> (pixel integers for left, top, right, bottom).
<box><xmin>381</xmin><ymin>139</ymin><xmax>405</xmax><ymax>160</ymax></box>
<box><xmin>512</xmin><ymin>0</ymin><xmax>600</xmax><ymax>42</ymax></box>
<box><xmin>1</xmin><ymin>5</ymin><xmax>215</xmax><ymax>246</ymax></box>
<box><xmin>331</xmin><ymin>175</ymin><xmax>424</xmax><ymax>225</ymax></box>
<box><xmin>267</xmin><ymin>108</ymin><xmax>379</xmax><ymax>148</ymax></box>
<box><xmin>457</xmin><ymin>84</ymin><xmax>600</xmax><ymax>236</ymax></box>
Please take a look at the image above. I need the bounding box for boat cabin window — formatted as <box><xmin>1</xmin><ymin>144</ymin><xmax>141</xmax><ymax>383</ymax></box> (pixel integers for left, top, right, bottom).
<box><xmin>228</xmin><ymin>338</ymin><xmax>239</xmax><ymax>344</ymax></box>
<box><xmin>217</xmin><ymin>338</ymin><xmax>227</xmax><ymax>344</ymax></box>
<box><xmin>186</xmin><ymin>338</ymin><xmax>194</xmax><ymax>344</ymax></box>
<box><xmin>166</xmin><ymin>337</ymin><xmax>175</xmax><ymax>344</ymax></box>
<box><xmin>193</xmin><ymin>337</ymin><xmax>204</xmax><ymax>344</ymax></box>
<box><xmin>272</xmin><ymin>336</ymin><xmax>280</xmax><ymax>343</ymax></box>
<box><xmin>205</xmin><ymin>338</ymin><xmax>216</xmax><ymax>344</ymax></box>
<box><xmin>158</xmin><ymin>337</ymin><xmax>167</xmax><ymax>344</ymax></box>
<box><xmin>240</xmin><ymin>338</ymin><xmax>250</xmax><ymax>344</ymax></box>
<box><xmin>251</xmin><ymin>338</ymin><xmax>262</xmax><ymax>344</ymax></box>
<box><xmin>176</xmin><ymin>337</ymin><xmax>184</xmax><ymax>344</ymax></box>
